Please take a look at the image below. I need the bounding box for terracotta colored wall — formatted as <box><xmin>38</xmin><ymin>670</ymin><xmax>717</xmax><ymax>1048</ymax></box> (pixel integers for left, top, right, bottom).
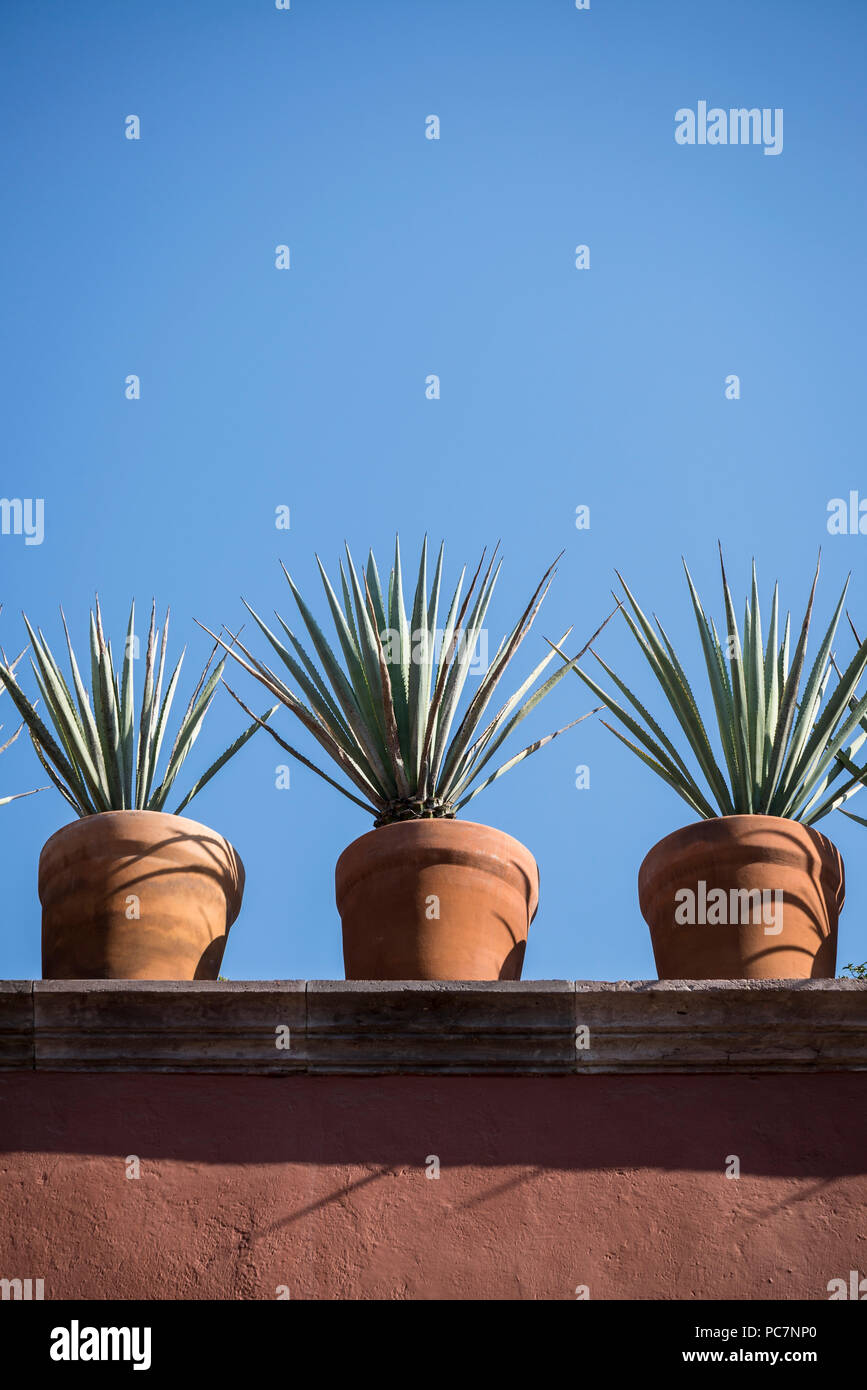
<box><xmin>1</xmin><ymin>1072</ymin><xmax>864</xmax><ymax>1300</ymax></box>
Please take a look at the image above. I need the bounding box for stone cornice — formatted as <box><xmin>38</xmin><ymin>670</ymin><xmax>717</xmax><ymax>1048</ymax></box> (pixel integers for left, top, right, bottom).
<box><xmin>1</xmin><ymin>979</ymin><xmax>864</xmax><ymax>1075</ymax></box>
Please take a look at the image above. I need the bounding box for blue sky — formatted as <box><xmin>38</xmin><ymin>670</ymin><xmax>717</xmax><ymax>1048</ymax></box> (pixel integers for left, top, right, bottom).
<box><xmin>1</xmin><ymin>0</ymin><xmax>866</xmax><ymax>980</ymax></box>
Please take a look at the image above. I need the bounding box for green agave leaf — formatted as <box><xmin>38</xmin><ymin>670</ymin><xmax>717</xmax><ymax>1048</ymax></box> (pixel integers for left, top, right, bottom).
<box><xmin>364</xmin><ymin>551</ymin><xmax>388</xmax><ymax>636</ymax></box>
<box><xmin>455</xmin><ymin>713</ymin><xmax>593</xmax><ymax>811</ymax></box>
<box><xmin>223</xmin><ymin>681</ymin><xmax>380</xmax><ymax>814</ymax></box>
<box><xmin>565</xmin><ymin>655</ymin><xmax>717</xmax><ymax>819</ymax></box>
<box><xmin>716</xmin><ymin>549</ymin><xmax>753</xmax><ymax>810</ymax></box>
<box><xmin>316</xmin><ymin>556</ymin><xmax>368</xmax><ymax>707</ymax></box>
<box><xmin>29</xmin><ymin>734</ymin><xmax>87</xmax><ymax>813</ymax></box>
<box><xmin>60</xmin><ymin>606</ymin><xmax>108</xmax><ymax>791</ymax></box>
<box><xmin>777</xmin><ymin>596</ymin><xmax>867</xmax><ymax>811</ymax></box>
<box><xmin>615</xmin><ymin>571</ymin><xmax>734</xmax><ymax>815</ymax></box>
<box><xmin>339</xmin><ymin>560</ymin><xmax>361</xmax><ymax>654</ymax></box>
<box><xmin>135</xmin><ymin>602</ymin><xmax>158</xmax><ymax>809</ymax></box>
<box><xmin>438</xmin><ymin>553</ymin><xmax>561</xmax><ymax>794</ymax></box>
<box><xmin>779</xmin><ymin>611</ymin><xmax>791</xmax><ymax>690</ymax></box>
<box><xmin>763</xmin><ymin>585</ymin><xmax>780</xmax><ymax>769</ymax></box>
<box><xmin>197</xmin><ymin>622</ymin><xmax>386</xmax><ymax>806</ymax></box>
<box><xmin>140</xmin><ymin>608</ymin><xmax>171</xmax><ymax>808</ymax></box>
<box><xmin>220</xmin><ymin>541</ymin><xmax>589</xmax><ymax>821</ymax></box>
<box><xmin>119</xmin><ymin>601</ymin><xmax>136</xmax><ymax>807</ymax></box>
<box><xmin>93</xmin><ymin>598</ymin><xmax>126</xmax><ymax>808</ymax></box>
<box><xmin>784</xmin><ymin>685</ymin><xmax>867</xmax><ymax>821</ymax></box>
<box><xmin>596</xmin><ymin>719</ymin><xmax>717</xmax><ymax>819</ymax></box>
<box><xmin>771</xmin><ymin>571</ymin><xmax>848</xmax><ymax>798</ymax></box>
<box><xmin>416</xmin><ymin>541</ymin><xmax>444</xmax><ymax>793</ymax></box>
<box><xmin>344</xmin><ymin>545</ymin><xmax>392</xmax><ymax>755</ymax></box>
<box><xmin>24</xmin><ymin>617</ymin><xmax>109</xmax><ymax>811</ymax></box>
<box><xmin>407</xmin><ymin>536</ymin><xmax>429</xmax><ymax>779</ymax></box>
<box><xmin>6</xmin><ymin>600</ymin><xmax>265</xmax><ymax>817</ymax></box>
<box><xmin>0</xmin><ymin>722</ymin><xmax>24</xmax><ymax>757</ymax></box>
<box><xmin>419</xmin><ymin>561</ymin><xmax>465</xmax><ymax>775</ymax></box>
<box><xmin>747</xmin><ymin>562</ymin><xmax>766</xmax><ymax>794</ymax></box>
<box><xmin>572</xmin><ymin>553</ymin><xmax>867</xmax><ymax>827</ymax></box>
<box><xmin>150</xmin><ymin>653</ymin><xmax>226</xmax><ymax>809</ymax></box>
<box><xmin>281</xmin><ymin>562</ymin><xmax>393</xmax><ymax>794</ymax></box>
<box><xmin>579</xmin><ymin>639</ymin><xmax>715</xmax><ymax>816</ymax></box>
<box><xmin>0</xmin><ymin>654</ymin><xmax>93</xmax><ymax>810</ymax></box>
<box><xmin>762</xmin><ymin>561</ymin><xmax>819</xmax><ymax>814</ymax></box>
<box><xmin>428</xmin><ymin>550</ymin><xmax>501</xmax><ymax>789</ymax></box>
<box><xmin>364</xmin><ymin>578</ymin><xmax>411</xmax><ymax>798</ymax></box>
<box><xmin>798</xmin><ymin>741</ymin><xmax>867</xmax><ymax>824</ymax></box>
<box><xmin>28</xmin><ymin>658</ymin><xmax>93</xmax><ymax>800</ymax></box>
<box><xmin>378</xmin><ymin>545</ymin><xmax>412</xmax><ymax>770</ymax></box>
<box><xmin>450</xmin><ymin>625</ymin><xmax>574</xmax><ymax>794</ymax></box>
<box><xmin>144</xmin><ymin>648</ymin><xmax>185</xmax><ymax>807</ymax></box>
<box><xmin>450</xmin><ymin>640</ymin><xmax>591</xmax><ymax>804</ymax></box>
<box><xmin>270</xmin><ymin>611</ymin><xmax>354</xmax><ymax>741</ymax></box>
<box><xmin>417</xmin><ymin>556</ymin><xmax>478</xmax><ymax>796</ymax></box>
<box><xmin>173</xmin><ymin>701</ymin><xmax>280</xmax><ymax>815</ymax></box>
<box><xmin>249</xmin><ymin>602</ymin><xmax>354</xmax><ymax>748</ymax></box>
<box><xmin>390</xmin><ymin>536</ymin><xmax>411</xmax><ymax>719</ymax></box>
<box><xmin>681</xmin><ymin>566</ymin><xmax>743</xmax><ymax>808</ymax></box>
<box><xmin>452</xmin><ymin>600</ymin><xmax>621</xmax><ymax>803</ymax></box>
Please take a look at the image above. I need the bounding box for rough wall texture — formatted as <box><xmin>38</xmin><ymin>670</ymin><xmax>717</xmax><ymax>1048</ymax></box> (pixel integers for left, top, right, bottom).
<box><xmin>1</xmin><ymin>1071</ymin><xmax>864</xmax><ymax>1300</ymax></box>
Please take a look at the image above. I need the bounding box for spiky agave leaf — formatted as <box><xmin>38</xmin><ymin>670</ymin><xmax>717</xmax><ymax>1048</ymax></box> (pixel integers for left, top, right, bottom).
<box><xmin>206</xmin><ymin>539</ymin><xmax>603</xmax><ymax>825</ymax></box>
<box><xmin>0</xmin><ymin>601</ymin><xmax>269</xmax><ymax>817</ymax></box>
<box><xmin>553</xmin><ymin>552</ymin><xmax>867</xmax><ymax>825</ymax></box>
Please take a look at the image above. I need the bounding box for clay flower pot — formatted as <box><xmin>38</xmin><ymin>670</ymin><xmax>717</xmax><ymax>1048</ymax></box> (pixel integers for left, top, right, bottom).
<box><xmin>335</xmin><ymin>819</ymin><xmax>539</xmax><ymax>980</ymax></box>
<box><xmin>39</xmin><ymin>810</ymin><xmax>245</xmax><ymax>980</ymax></box>
<box><xmin>638</xmin><ymin>814</ymin><xmax>843</xmax><ymax>980</ymax></box>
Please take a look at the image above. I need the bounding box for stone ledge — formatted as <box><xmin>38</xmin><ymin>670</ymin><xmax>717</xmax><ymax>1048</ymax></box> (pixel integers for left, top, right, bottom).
<box><xmin>0</xmin><ymin>979</ymin><xmax>864</xmax><ymax>1075</ymax></box>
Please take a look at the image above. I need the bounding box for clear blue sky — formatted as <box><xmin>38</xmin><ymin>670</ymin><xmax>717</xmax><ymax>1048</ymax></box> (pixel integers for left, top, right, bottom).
<box><xmin>1</xmin><ymin>0</ymin><xmax>866</xmax><ymax>981</ymax></box>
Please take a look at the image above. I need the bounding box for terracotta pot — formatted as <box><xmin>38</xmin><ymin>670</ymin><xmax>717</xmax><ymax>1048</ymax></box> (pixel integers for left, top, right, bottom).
<box><xmin>335</xmin><ymin>819</ymin><xmax>539</xmax><ymax>980</ymax></box>
<box><xmin>638</xmin><ymin>814</ymin><xmax>843</xmax><ymax>980</ymax></box>
<box><xmin>39</xmin><ymin>810</ymin><xmax>245</xmax><ymax>980</ymax></box>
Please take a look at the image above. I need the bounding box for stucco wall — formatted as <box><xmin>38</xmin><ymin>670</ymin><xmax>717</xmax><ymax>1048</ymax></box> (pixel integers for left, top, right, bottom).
<box><xmin>1</xmin><ymin>981</ymin><xmax>864</xmax><ymax>1301</ymax></box>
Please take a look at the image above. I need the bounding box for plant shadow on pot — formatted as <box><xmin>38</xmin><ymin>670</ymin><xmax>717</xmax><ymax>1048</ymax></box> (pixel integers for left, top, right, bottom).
<box><xmin>39</xmin><ymin>811</ymin><xmax>244</xmax><ymax>981</ymax></box>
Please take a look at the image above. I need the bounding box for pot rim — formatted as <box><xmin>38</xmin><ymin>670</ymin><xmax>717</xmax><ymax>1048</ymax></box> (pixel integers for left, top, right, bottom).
<box><xmin>335</xmin><ymin>817</ymin><xmax>540</xmax><ymax>918</ymax></box>
<box><xmin>336</xmin><ymin>816</ymin><xmax>537</xmax><ymax>862</ymax></box>
<box><xmin>640</xmin><ymin>812</ymin><xmax>842</xmax><ymax>862</ymax></box>
<box><xmin>38</xmin><ymin>807</ymin><xmax>240</xmax><ymax>862</ymax></box>
<box><xmin>38</xmin><ymin>807</ymin><xmax>245</xmax><ymax>928</ymax></box>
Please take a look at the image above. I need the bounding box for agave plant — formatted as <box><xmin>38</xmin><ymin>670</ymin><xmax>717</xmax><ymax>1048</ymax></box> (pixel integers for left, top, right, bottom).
<box><xmin>201</xmin><ymin>539</ymin><xmax>609</xmax><ymax>826</ymax></box>
<box><xmin>0</xmin><ymin>599</ymin><xmax>274</xmax><ymax>818</ymax></box>
<box><xmin>554</xmin><ymin>549</ymin><xmax>867</xmax><ymax>824</ymax></box>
